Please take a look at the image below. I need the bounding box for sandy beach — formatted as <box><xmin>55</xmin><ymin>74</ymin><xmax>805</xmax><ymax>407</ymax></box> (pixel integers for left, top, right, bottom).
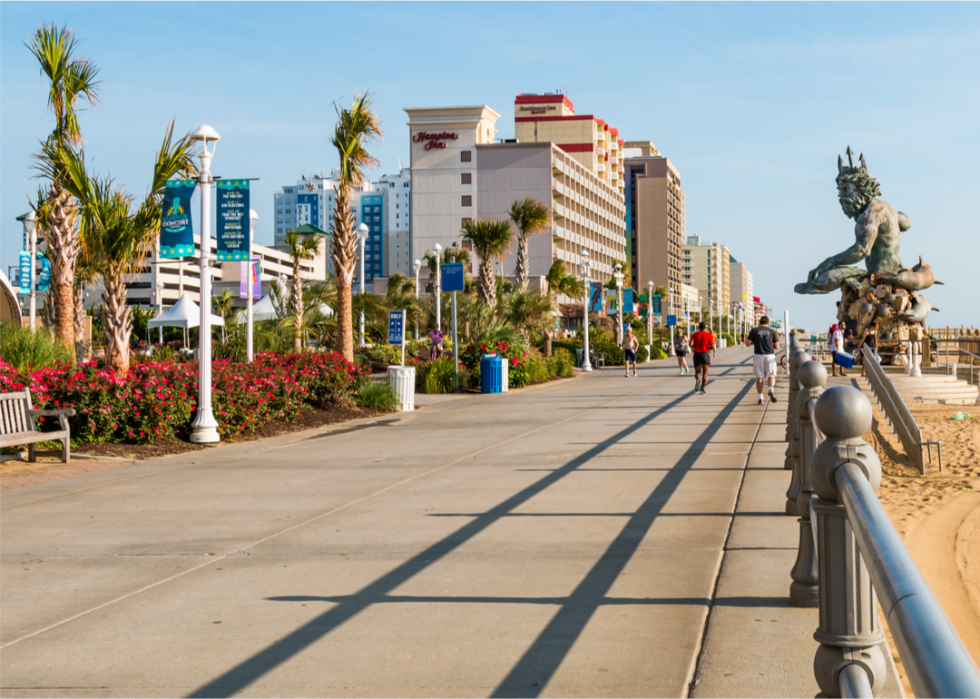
<box><xmin>868</xmin><ymin>403</ymin><xmax>980</xmax><ymax>694</ymax></box>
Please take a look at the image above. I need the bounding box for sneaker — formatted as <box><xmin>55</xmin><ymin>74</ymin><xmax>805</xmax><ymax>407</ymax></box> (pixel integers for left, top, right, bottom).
<box><xmin>625</xmin><ymin>372</ymin><xmax>630</xmax><ymax>378</ymax></box>
<box><xmin>758</xmin><ymin>398</ymin><xmax>764</xmax><ymax>405</ymax></box>
<box><xmin>769</xmin><ymin>389</ymin><xmax>778</xmax><ymax>403</ymax></box>
<box><xmin>694</xmin><ymin>381</ymin><xmax>701</xmax><ymax>392</ymax></box>
<box><xmin>699</xmin><ymin>388</ymin><xmax>707</xmax><ymax>395</ymax></box>
<box><xmin>680</xmin><ymin>369</ymin><xmax>684</xmax><ymax>375</ymax></box>
<box><xmin>633</xmin><ymin>371</ymin><xmax>637</xmax><ymax>377</ymax></box>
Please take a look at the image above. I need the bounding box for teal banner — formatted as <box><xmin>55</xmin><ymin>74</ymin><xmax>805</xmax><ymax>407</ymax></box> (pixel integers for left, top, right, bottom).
<box><xmin>160</xmin><ymin>179</ymin><xmax>196</xmax><ymax>258</ymax></box>
<box><xmin>217</xmin><ymin>179</ymin><xmax>250</xmax><ymax>261</ymax></box>
<box><xmin>38</xmin><ymin>255</ymin><xmax>51</xmax><ymax>292</ymax></box>
<box><xmin>18</xmin><ymin>251</ymin><xmax>31</xmax><ymax>295</ymax></box>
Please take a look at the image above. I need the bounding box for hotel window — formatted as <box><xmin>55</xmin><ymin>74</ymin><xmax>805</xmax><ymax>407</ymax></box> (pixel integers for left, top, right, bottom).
<box><xmin>461</xmin><ymin>151</ymin><xmax>472</xmax><ymax>162</ymax></box>
<box><xmin>461</xmin><ymin>173</ymin><xmax>472</xmax><ymax>185</ymax></box>
<box><xmin>461</xmin><ymin>217</ymin><xmax>472</xmax><ymax>228</ymax></box>
<box><xmin>461</xmin><ymin>195</ymin><xmax>472</xmax><ymax>207</ymax></box>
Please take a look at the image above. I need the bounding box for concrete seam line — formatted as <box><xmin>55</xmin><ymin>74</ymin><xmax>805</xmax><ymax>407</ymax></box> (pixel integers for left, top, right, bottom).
<box><xmin>685</xmin><ymin>376</ymin><xmax>770</xmax><ymax>697</ymax></box>
<box><xmin>0</xmin><ymin>375</ymin><xmax>670</xmax><ymax>650</ymax></box>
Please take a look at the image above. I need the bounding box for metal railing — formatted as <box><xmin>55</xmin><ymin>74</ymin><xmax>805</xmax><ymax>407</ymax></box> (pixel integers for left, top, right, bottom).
<box><xmin>859</xmin><ymin>347</ymin><xmax>941</xmax><ymax>474</ymax></box>
<box><xmin>783</xmin><ymin>339</ymin><xmax>980</xmax><ymax>698</ymax></box>
<box><xmin>935</xmin><ymin>342</ymin><xmax>980</xmax><ymax>386</ymax></box>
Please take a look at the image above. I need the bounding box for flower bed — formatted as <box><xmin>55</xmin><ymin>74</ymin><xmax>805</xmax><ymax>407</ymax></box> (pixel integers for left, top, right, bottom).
<box><xmin>0</xmin><ymin>352</ymin><xmax>365</xmax><ymax>445</ymax></box>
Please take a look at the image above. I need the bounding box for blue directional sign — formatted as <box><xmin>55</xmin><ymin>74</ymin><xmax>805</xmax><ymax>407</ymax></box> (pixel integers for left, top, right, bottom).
<box><xmin>441</xmin><ymin>262</ymin><xmax>464</xmax><ymax>292</ymax></box>
<box><xmin>666</xmin><ymin>314</ymin><xmax>677</xmax><ymax>327</ymax></box>
<box><xmin>388</xmin><ymin>310</ymin><xmax>405</xmax><ymax>345</ymax></box>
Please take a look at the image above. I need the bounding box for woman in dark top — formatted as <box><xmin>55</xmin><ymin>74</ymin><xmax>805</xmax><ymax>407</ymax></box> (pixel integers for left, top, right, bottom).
<box><xmin>856</xmin><ymin>320</ymin><xmax>879</xmax><ymax>377</ymax></box>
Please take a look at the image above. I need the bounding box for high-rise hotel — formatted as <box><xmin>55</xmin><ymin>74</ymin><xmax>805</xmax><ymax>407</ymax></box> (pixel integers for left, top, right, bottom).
<box><xmin>406</xmin><ymin>94</ymin><xmax>626</xmax><ymax>286</ymax></box>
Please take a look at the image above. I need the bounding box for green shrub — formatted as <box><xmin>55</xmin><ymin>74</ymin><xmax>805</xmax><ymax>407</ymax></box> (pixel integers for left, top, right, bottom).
<box><xmin>420</xmin><ymin>357</ymin><xmax>461</xmax><ymax>394</ymax></box>
<box><xmin>0</xmin><ymin>321</ymin><xmax>74</xmax><ymax>375</ymax></box>
<box><xmin>596</xmin><ymin>342</ymin><xmax>624</xmax><ymax>365</ymax></box>
<box><xmin>547</xmin><ymin>348</ymin><xmax>575</xmax><ymax>377</ymax></box>
<box><xmin>649</xmin><ymin>344</ymin><xmax>668</xmax><ymax>360</ymax></box>
<box><xmin>356</xmin><ymin>381</ymin><xmax>398</xmax><ymax>412</ymax></box>
<box><xmin>636</xmin><ymin>345</ymin><xmax>649</xmax><ymax>363</ymax></box>
<box><xmin>527</xmin><ymin>352</ymin><xmax>550</xmax><ymax>384</ymax></box>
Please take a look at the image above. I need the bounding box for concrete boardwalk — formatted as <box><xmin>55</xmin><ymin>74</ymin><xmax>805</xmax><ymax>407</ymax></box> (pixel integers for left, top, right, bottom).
<box><xmin>0</xmin><ymin>349</ymin><xmax>894</xmax><ymax>697</ymax></box>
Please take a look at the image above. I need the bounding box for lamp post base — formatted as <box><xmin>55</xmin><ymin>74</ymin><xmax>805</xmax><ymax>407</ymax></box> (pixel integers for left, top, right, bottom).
<box><xmin>190</xmin><ymin>410</ymin><xmax>221</xmax><ymax>443</ymax></box>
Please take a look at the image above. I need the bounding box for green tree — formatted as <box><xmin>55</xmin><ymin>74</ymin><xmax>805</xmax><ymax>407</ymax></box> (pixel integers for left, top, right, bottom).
<box><xmin>329</xmin><ymin>93</ymin><xmax>382</xmax><ymax>362</ymax></box>
<box><xmin>28</xmin><ymin>24</ymin><xmax>101</xmax><ymax>349</ymax></box>
<box><xmin>51</xmin><ymin>122</ymin><xmax>197</xmax><ymax>376</ymax></box>
<box><xmin>213</xmin><ymin>289</ymin><xmax>235</xmax><ymax>344</ymax></box>
<box><xmin>461</xmin><ymin>219</ymin><xmax>513</xmax><ymax>310</ymax></box>
<box><xmin>508</xmin><ymin>197</ymin><xmax>551</xmax><ymax>291</ymax></box>
<box><xmin>543</xmin><ymin>260</ymin><xmax>585</xmax><ymax>356</ymax></box>
<box><xmin>283</xmin><ymin>229</ymin><xmax>323</xmax><ymax>352</ymax></box>
<box><xmin>502</xmin><ymin>290</ymin><xmax>554</xmax><ymax>344</ymax></box>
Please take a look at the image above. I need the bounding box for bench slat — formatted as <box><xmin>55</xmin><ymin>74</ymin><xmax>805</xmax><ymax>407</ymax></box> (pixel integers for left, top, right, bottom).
<box><xmin>0</xmin><ymin>430</ymin><xmax>69</xmax><ymax>447</ymax></box>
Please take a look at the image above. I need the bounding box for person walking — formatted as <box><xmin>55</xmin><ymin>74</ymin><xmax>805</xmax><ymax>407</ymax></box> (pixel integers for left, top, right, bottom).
<box><xmin>830</xmin><ymin>323</ymin><xmax>846</xmax><ymax>376</ymax></box>
<box><xmin>855</xmin><ymin>320</ymin><xmax>879</xmax><ymax>377</ymax></box>
<box><xmin>690</xmin><ymin>321</ymin><xmax>715</xmax><ymax>395</ymax></box>
<box><xmin>623</xmin><ymin>326</ymin><xmax>639</xmax><ymax>377</ymax></box>
<box><xmin>746</xmin><ymin>315</ymin><xmax>780</xmax><ymax>405</ymax></box>
<box><xmin>674</xmin><ymin>330</ymin><xmax>690</xmax><ymax>374</ymax></box>
<box><xmin>710</xmin><ymin>327</ymin><xmax>718</xmax><ymax>358</ymax></box>
<box><xmin>428</xmin><ymin>327</ymin><xmax>444</xmax><ymax>361</ymax></box>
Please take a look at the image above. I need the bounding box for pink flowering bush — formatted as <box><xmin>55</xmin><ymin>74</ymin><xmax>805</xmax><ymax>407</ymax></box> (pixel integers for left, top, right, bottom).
<box><xmin>0</xmin><ymin>351</ymin><xmax>365</xmax><ymax>444</ymax></box>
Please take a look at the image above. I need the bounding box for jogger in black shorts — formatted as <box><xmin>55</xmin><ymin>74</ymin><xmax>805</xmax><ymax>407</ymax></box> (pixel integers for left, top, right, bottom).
<box><xmin>689</xmin><ymin>322</ymin><xmax>715</xmax><ymax>395</ymax></box>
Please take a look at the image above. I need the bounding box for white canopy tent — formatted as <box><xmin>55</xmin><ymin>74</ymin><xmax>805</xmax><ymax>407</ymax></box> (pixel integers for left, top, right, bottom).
<box><xmin>148</xmin><ymin>293</ymin><xmax>224</xmax><ymax>330</ymax></box>
<box><xmin>235</xmin><ymin>293</ymin><xmax>333</xmax><ymax>325</ymax></box>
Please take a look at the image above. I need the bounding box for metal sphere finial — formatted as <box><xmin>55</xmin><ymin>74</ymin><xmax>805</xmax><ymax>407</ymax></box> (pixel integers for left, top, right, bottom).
<box><xmin>798</xmin><ymin>360</ymin><xmax>827</xmax><ymax>389</ymax></box>
<box><xmin>813</xmin><ymin>385</ymin><xmax>873</xmax><ymax>439</ymax></box>
<box><xmin>790</xmin><ymin>349</ymin><xmax>811</xmax><ymax>371</ymax></box>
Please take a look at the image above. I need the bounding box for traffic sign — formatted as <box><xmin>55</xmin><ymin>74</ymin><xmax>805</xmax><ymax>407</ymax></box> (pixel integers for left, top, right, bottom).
<box><xmin>666</xmin><ymin>314</ymin><xmax>677</xmax><ymax>327</ymax></box>
<box><xmin>389</xmin><ymin>310</ymin><xmax>406</xmax><ymax>365</ymax></box>
<box><xmin>441</xmin><ymin>263</ymin><xmax>464</xmax><ymax>292</ymax></box>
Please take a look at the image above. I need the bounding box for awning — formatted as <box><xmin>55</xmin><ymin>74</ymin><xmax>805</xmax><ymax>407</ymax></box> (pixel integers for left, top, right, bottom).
<box><xmin>147</xmin><ymin>293</ymin><xmax>225</xmax><ymax>330</ymax></box>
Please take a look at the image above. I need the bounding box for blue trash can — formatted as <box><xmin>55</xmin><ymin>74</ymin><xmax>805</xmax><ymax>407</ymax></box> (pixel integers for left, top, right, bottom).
<box><xmin>480</xmin><ymin>354</ymin><xmax>503</xmax><ymax>394</ymax></box>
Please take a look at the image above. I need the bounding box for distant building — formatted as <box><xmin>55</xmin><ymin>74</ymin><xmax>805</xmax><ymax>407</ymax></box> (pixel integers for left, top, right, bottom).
<box><xmin>624</xmin><ymin>148</ymin><xmax>685</xmax><ymax>314</ymax></box>
<box><xmin>375</xmin><ymin>166</ymin><xmax>412</xmax><ymax>279</ymax></box>
<box><xmin>730</xmin><ymin>257</ymin><xmax>754</xmax><ymax>318</ymax></box>
<box><xmin>682</xmin><ymin>236</ymin><xmax>731</xmax><ymax>319</ymax></box>
<box><xmin>272</xmin><ymin>170</ymin><xmax>373</xmax><ymax>246</ymax></box>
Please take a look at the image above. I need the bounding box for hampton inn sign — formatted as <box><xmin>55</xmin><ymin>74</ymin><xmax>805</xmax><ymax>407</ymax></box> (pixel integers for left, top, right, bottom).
<box><xmin>413</xmin><ymin>131</ymin><xmax>459</xmax><ymax>150</ymax></box>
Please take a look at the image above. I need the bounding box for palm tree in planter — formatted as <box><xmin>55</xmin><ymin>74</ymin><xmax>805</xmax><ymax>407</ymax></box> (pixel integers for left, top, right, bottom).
<box><xmin>542</xmin><ymin>260</ymin><xmax>585</xmax><ymax>356</ymax></box>
<box><xmin>461</xmin><ymin>219</ymin><xmax>513</xmax><ymax>310</ymax></box>
<box><xmin>283</xmin><ymin>228</ymin><xmax>323</xmax><ymax>352</ymax></box>
<box><xmin>329</xmin><ymin>93</ymin><xmax>382</xmax><ymax>362</ymax></box>
<box><xmin>502</xmin><ymin>289</ymin><xmax>554</xmax><ymax>344</ymax></box>
<box><xmin>213</xmin><ymin>289</ymin><xmax>235</xmax><ymax>345</ymax></box>
<box><xmin>509</xmin><ymin>197</ymin><xmax>551</xmax><ymax>291</ymax></box>
<box><xmin>50</xmin><ymin>123</ymin><xmax>197</xmax><ymax>376</ymax></box>
<box><xmin>28</xmin><ymin>24</ymin><xmax>102</xmax><ymax>349</ymax></box>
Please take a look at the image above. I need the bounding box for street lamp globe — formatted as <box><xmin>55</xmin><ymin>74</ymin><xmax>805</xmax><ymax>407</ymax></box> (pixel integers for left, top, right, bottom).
<box><xmin>356</xmin><ymin>222</ymin><xmax>369</xmax><ymax>241</ymax></box>
<box><xmin>23</xmin><ymin>210</ymin><xmax>36</xmax><ymax>232</ymax></box>
<box><xmin>413</xmin><ymin>259</ymin><xmax>422</xmax><ymax>274</ymax></box>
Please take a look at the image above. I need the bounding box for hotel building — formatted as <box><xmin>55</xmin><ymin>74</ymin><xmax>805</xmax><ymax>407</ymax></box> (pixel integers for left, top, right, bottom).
<box><xmin>272</xmin><ymin>170</ymin><xmax>373</xmax><ymax>246</ymax></box>
<box><xmin>730</xmin><ymin>258</ymin><xmax>754</xmax><ymax>310</ymax></box>
<box><xmin>405</xmin><ymin>97</ymin><xmax>626</xmax><ymax>287</ymax></box>
<box><xmin>623</xmin><ymin>143</ymin><xmax>686</xmax><ymax>314</ymax></box>
<box><xmin>682</xmin><ymin>236</ymin><xmax>731</xmax><ymax>319</ymax></box>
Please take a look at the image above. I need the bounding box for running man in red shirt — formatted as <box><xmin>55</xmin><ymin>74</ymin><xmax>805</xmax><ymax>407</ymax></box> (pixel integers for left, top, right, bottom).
<box><xmin>690</xmin><ymin>321</ymin><xmax>715</xmax><ymax>394</ymax></box>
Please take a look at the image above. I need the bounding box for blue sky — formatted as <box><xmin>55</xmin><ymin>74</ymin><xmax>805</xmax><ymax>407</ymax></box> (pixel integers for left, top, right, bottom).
<box><xmin>2</xmin><ymin>2</ymin><xmax>978</xmax><ymax>330</ymax></box>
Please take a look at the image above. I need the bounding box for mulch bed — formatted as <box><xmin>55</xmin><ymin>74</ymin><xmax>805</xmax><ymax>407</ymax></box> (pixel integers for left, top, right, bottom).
<box><xmin>74</xmin><ymin>404</ymin><xmax>384</xmax><ymax>461</ymax></box>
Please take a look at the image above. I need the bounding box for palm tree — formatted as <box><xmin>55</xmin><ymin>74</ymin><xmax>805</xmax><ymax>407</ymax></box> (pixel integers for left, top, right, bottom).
<box><xmin>509</xmin><ymin>197</ymin><xmax>551</xmax><ymax>291</ymax></box>
<box><xmin>213</xmin><ymin>289</ymin><xmax>234</xmax><ymax>344</ymax></box>
<box><xmin>329</xmin><ymin>93</ymin><xmax>382</xmax><ymax>362</ymax></box>
<box><xmin>51</xmin><ymin>123</ymin><xmax>196</xmax><ymax>376</ymax></box>
<box><xmin>461</xmin><ymin>219</ymin><xmax>513</xmax><ymax>310</ymax></box>
<box><xmin>542</xmin><ymin>260</ymin><xmax>585</xmax><ymax>356</ymax></box>
<box><xmin>502</xmin><ymin>290</ymin><xmax>555</xmax><ymax>343</ymax></box>
<box><xmin>28</xmin><ymin>24</ymin><xmax>101</xmax><ymax>349</ymax></box>
<box><xmin>283</xmin><ymin>229</ymin><xmax>323</xmax><ymax>352</ymax></box>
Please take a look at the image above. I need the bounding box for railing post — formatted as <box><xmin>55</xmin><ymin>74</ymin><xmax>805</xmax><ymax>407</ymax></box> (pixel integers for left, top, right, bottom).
<box><xmin>789</xmin><ymin>359</ymin><xmax>826</xmax><ymax>607</ymax></box>
<box><xmin>785</xmin><ymin>348</ymin><xmax>810</xmax><ymax>514</ymax></box>
<box><xmin>810</xmin><ymin>385</ymin><xmax>887</xmax><ymax>697</ymax></box>
<box><xmin>785</xmin><ymin>335</ymin><xmax>800</xmax><ymax>444</ymax></box>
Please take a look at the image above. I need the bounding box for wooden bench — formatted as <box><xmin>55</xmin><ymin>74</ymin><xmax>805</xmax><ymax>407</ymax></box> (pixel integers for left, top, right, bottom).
<box><xmin>0</xmin><ymin>388</ymin><xmax>75</xmax><ymax>463</ymax></box>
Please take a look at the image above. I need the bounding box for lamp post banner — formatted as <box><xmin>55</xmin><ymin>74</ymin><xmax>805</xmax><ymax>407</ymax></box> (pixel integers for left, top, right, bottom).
<box><xmin>18</xmin><ymin>251</ymin><xmax>31</xmax><ymax>295</ymax></box>
<box><xmin>589</xmin><ymin>282</ymin><xmax>602</xmax><ymax>313</ymax></box>
<box><xmin>160</xmin><ymin>179</ymin><xmax>197</xmax><ymax>258</ymax></box>
<box><xmin>623</xmin><ymin>288</ymin><xmax>634</xmax><ymax>314</ymax></box>
<box><xmin>38</xmin><ymin>255</ymin><xmax>51</xmax><ymax>292</ymax></box>
<box><xmin>217</xmin><ymin>180</ymin><xmax>250</xmax><ymax>261</ymax></box>
<box><xmin>652</xmin><ymin>295</ymin><xmax>662</xmax><ymax>315</ymax></box>
<box><xmin>240</xmin><ymin>256</ymin><xmax>261</xmax><ymax>299</ymax></box>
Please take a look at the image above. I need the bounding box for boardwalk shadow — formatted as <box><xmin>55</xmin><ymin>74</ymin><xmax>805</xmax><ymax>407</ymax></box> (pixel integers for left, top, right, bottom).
<box><xmin>189</xmin><ymin>380</ymin><xmax>751</xmax><ymax>698</ymax></box>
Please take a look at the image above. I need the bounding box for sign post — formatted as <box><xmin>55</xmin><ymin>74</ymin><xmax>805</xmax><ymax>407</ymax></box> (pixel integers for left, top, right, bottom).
<box><xmin>441</xmin><ymin>262</ymin><xmax>464</xmax><ymax>391</ymax></box>
<box><xmin>389</xmin><ymin>310</ymin><xmax>406</xmax><ymax>366</ymax></box>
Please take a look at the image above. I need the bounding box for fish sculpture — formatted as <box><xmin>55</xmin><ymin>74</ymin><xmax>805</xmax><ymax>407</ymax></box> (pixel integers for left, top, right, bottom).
<box><xmin>795</xmin><ymin>266</ymin><xmax>865</xmax><ymax>295</ymax></box>
<box><xmin>878</xmin><ymin>256</ymin><xmax>944</xmax><ymax>291</ymax></box>
<box><xmin>898</xmin><ymin>294</ymin><xmax>939</xmax><ymax>324</ymax></box>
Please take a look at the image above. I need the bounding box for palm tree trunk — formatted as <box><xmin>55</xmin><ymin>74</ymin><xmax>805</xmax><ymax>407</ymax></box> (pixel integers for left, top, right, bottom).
<box><xmin>73</xmin><ymin>283</ymin><xmax>86</xmax><ymax>362</ymax></box>
<box><xmin>40</xmin><ymin>183</ymin><xmax>80</xmax><ymax>348</ymax></box>
<box><xmin>479</xmin><ymin>256</ymin><xmax>496</xmax><ymax>310</ymax></box>
<box><xmin>292</xmin><ymin>260</ymin><xmax>303</xmax><ymax>352</ymax></box>
<box><xmin>542</xmin><ymin>327</ymin><xmax>553</xmax><ymax>357</ymax></box>
<box><xmin>516</xmin><ymin>236</ymin><xmax>530</xmax><ymax>292</ymax></box>
<box><xmin>331</xmin><ymin>186</ymin><xmax>357</xmax><ymax>362</ymax></box>
<box><xmin>102</xmin><ymin>271</ymin><xmax>131</xmax><ymax>377</ymax></box>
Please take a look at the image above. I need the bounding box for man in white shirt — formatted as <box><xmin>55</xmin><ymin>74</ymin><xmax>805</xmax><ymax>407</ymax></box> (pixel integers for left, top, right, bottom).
<box><xmin>830</xmin><ymin>323</ymin><xmax>846</xmax><ymax>376</ymax></box>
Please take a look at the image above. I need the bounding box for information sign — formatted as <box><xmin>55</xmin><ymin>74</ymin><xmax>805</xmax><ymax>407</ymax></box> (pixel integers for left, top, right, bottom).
<box><xmin>217</xmin><ymin>180</ymin><xmax>250</xmax><ymax>261</ymax></box>
<box><xmin>18</xmin><ymin>251</ymin><xmax>31</xmax><ymax>295</ymax></box>
<box><xmin>389</xmin><ymin>310</ymin><xmax>406</xmax><ymax>365</ymax></box>
<box><xmin>667</xmin><ymin>314</ymin><xmax>677</xmax><ymax>327</ymax></box>
<box><xmin>441</xmin><ymin>262</ymin><xmax>464</xmax><ymax>292</ymax></box>
<box><xmin>652</xmin><ymin>295</ymin><xmax>662</xmax><ymax>315</ymax></box>
<box><xmin>160</xmin><ymin>179</ymin><xmax>197</xmax><ymax>258</ymax></box>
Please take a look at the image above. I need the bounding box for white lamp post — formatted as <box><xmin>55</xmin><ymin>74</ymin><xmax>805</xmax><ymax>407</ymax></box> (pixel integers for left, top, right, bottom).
<box><xmin>356</xmin><ymin>222</ymin><xmax>369</xmax><ymax>348</ymax></box>
<box><xmin>432</xmin><ymin>243</ymin><xmax>443</xmax><ymax>332</ymax></box>
<box><xmin>696</xmin><ymin>295</ymin><xmax>701</xmax><ymax>336</ymax></box>
<box><xmin>613</xmin><ymin>263</ymin><xmax>624</xmax><ymax>347</ymax></box>
<box><xmin>668</xmin><ymin>286</ymin><xmax>675</xmax><ymax>356</ymax></box>
<box><xmin>156</xmin><ymin>280</ymin><xmax>165</xmax><ymax>343</ymax></box>
<box><xmin>646</xmin><ymin>280</ymin><xmax>654</xmax><ymax>353</ymax></box>
<box><xmin>413</xmin><ymin>258</ymin><xmax>422</xmax><ymax>340</ymax></box>
<box><xmin>580</xmin><ymin>250</ymin><xmax>592</xmax><ymax>372</ymax></box>
<box><xmin>189</xmin><ymin>124</ymin><xmax>220</xmax><ymax>445</ymax></box>
<box><xmin>247</xmin><ymin>209</ymin><xmax>258</xmax><ymax>362</ymax></box>
<box><xmin>22</xmin><ymin>211</ymin><xmax>37</xmax><ymax>331</ymax></box>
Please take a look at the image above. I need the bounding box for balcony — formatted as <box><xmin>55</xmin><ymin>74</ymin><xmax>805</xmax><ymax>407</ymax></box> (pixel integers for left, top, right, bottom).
<box><xmin>596</xmin><ymin>147</ymin><xmax>606</xmax><ymax>157</ymax></box>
